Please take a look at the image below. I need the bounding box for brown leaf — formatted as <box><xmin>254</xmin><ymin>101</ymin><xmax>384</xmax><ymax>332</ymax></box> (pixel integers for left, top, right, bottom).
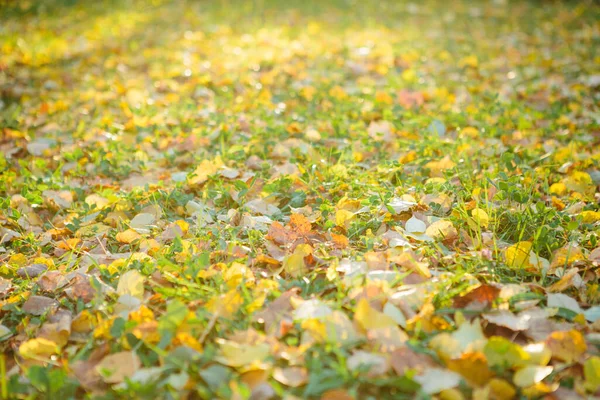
<box><xmin>321</xmin><ymin>389</ymin><xmax>355</xmax><ymax>400</ymax></box>
<box><xmin>397</xmin><ymin>89</ymin><xmax>425</xmax><ymax>109</ymax></box>
<box><xmin>39</xmin><ymin>309</ymin><xmax>72</xmax><ymax>347</ymax></box>
<box><xmin>266</xmin><ymin>214</ymin><xmax>321</xmax><ymax>248</ymax></box>
<box><xmin>390</xmin><ymin>346</ymin><xmax>436</xmax><ymax>376</ymax></box>
<box><xmin>69</xmin><ymin>274</ymin><xmax>96</xmax><ymax>303</ymax></box>
<box><xmin>17</xmin><ymin>263</ymin><xmax>48</xmax><ymax>278</ymax></box>
<box><xmin>71</xmin><ymin>343</ymin><xmax>110</xmax><ymax>392</ymax></box>
<box><xmin>95</xmin><ymin>351</ymin><xmax>141</xmax><ymax>384</ymax></box>
<box><xmin>453</xmin><ymin>284</ymin><xmax>501</xmax><ymax>310</ymax></box>
<box><xmin>254</xmin><ymin>288</ymin><xmax>298</xmax><ymax>336</ymax></box>
<box><xmin>266</xmin><ymin>222</ymin><xmax>295</xmax><ymax>245</ymax></box>
<box><xmin>37</xmin><ymin>270</ymin><xmax>69</xmax><ymax>292</ymax></box>
<box><xmin>0</xmin><ymin>277</ymin><xmax>12</xmax><ymax>298</ymax></box>
<box><xmin>22</xmin><ymin>295</ymin><xmax>59</xmax><ymax>315</ymax></box>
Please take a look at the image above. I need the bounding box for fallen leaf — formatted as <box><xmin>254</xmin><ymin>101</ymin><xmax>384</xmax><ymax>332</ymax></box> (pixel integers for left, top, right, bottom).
<box><xmin>414</xmin><ymin>368</ymin><xmax>462</xmax><ymax>394</ymax></box>
<box><xmin>17</xmin><ymin>263</ymin><xmax>48</xmax><ymax>278</ymax></box>
<box><xmin>584</xmin><ymin>356</ymin><xmax>600</xmax><ymax>392</ymax></box>
<box><xmin>354</xmin><ymin>298</ymin><xmax>398</xmax><ymax>331</ymax></box>
<box><xmin>116</xmin><ymin>270</ymin><xmax>145</xmax><ymax>300</ymax></box>
<box><xmin>96</xmin><ymin>351</ymin><xmax>141</xmax><ymax>384</ymax></box>
<box><xmin>545</xmin><ymin>330</ymin><xmax>586</xmax><ymax>363</ymax></box>
<box><xmin>346</xmin><ymin>351</ymin><xmax>390</xmax><ymax>377</ymax></box>
<box><xmin>505</xmin><ymin>241</ymin><xmax>546</xmax><ymax>270</ymax></box>
<box><xmin>22</xmin><ymin>295</ymin><xmax>59</xmax><ymax>315</ymax></box>
<box><xmin>390</xmin><ymin>346</ymin><xmax>436</xmax><ymax>376</ymax></box>
<box><xmin>188</xmin><ymin>157</ymin><xmax>223</xmax><ymax>186</ymax></box>
<box><xmin>115</xmin><ymin>229</ymin><xmax>142</xmax><ymax>244</ymax></box>
<box><xmin>453</xmin><ymin>284</ymin><xmax>501</xmax><ymax>309</ymax></box>
<box><xmin>425</xmin><ymin>220</ymin><xmax>457</xmax><ymax>241</ymax></box>
<box><xmin>446</xmin><ymin>351</ymin><xmax>495</xmax><ymax>387</ymax></box>
<box><xmin>513</xmin><ymin>365</ymin><xmax>553</xmax><ymax>388</ymax></box>
<box><xmin>216</xmin><ymin>340</ymin><xmax>270</xmax><ymax>368</ymax></box>
<box><xmin>321</xmin><ymin>389</ymin><xmax>355</xmax><ymax>400</ymax></box>
<box><xmin>484</xmin><ymin>336</ymin><xmax>529</xmax><ymax>369</ymax></box>
<box><xmin>272</xmin><ymin>367</ymin><xmax>308</xmax><ymax>387</ymax></box>
<box><xmin>19</xmin><ymin>337</ymin><xmax>60</xmax><ymax>359</ymax></box>
<box><xmin>547</xmin><ymin>293</ymin><xmax>583</xmax><ymax>314</ymax></box>
<box><xmin>471</xmin><ymin>208</ymin><xmax>490</xmax><ymax>229</ymax></box>
<box><xmin>282</xmin><ymin>244</ymin><xmax>312</xmax><ymax>277</ymax></box>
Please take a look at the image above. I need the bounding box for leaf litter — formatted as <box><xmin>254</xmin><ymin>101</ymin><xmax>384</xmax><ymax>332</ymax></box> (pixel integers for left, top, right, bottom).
<box><xmin>0</xmin><ymin>0</ymin><xmax>600</xmax><ymax>398</ymax></box>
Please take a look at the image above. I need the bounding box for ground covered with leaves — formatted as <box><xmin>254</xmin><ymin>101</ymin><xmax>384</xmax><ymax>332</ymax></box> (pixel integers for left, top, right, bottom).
<box><xmin>1</xmin><ymin>0</ymin><xmax>600</xmax><ymax>398</ymax></box>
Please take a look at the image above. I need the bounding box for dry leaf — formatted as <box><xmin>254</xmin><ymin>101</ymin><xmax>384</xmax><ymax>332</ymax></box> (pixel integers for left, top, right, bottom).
<box><xmin>96</xmin><ymin>351</ymin><xmax>141</xmax><ymax>384</ymax></box>
<box><xmin>22</xmin><ymin>295</ymin><xmax>59</xmax><ymax>315</ymax></box>
<box><xmin>272</xmin><ymin>367</ymin><xmax>308</xmax><ymax>387</ymax></box>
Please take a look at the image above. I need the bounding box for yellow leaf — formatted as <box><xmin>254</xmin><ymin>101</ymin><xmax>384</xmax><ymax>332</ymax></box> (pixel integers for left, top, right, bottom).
<box><xmin>85</xmin><ymin>194</ymin><xmax>110</xmax><ymax>209</ymax></box>
<box><xmin>224</xmin><ymin>262</ymin><xmax>255</xmax><ymax>288</ymax></box>
<box><xmin>283</xmin><ymin>244</ymin><xmax>312</xmax><ymax>278</ymax></box>
<box><xmin>93</xmin><ymin>317</ymin><xmax>115</xmax><ymax>339</ymax></box>
<box><xmin>207</xmin><ymin>289</ymin><xmax>243</xmax><ymax>318</ymax></box>
<box><xmin>174</xmin><ymin>219</ymin><xmax>189</xmax><ymax>234</ymax></box>
<box><xmin>425</xmin><ymin>220</ymin><xmax>458</xmax><ymax>241</ymax></box>
<box><xmin>71</xmin><ymin>310</ymin><xmax>96</xmax><ymax>333</ymax></box>
<box><xmin>430</xmin><ymin>319</ymin><xmax>486</xmax><ymax>360</ymax></box>
<box><xmin>425</xmin><ymin>156</ymin><xmax>456</xmax><ymax>177</ymax></box>
<box><xmin>329</xmin><ymin>86</ymin><xmax>348</xmax><ymax>100</ymax></box>
<box><xmin>550</xmin><ymin>243</ymin><xmax>584</xmax><ymax>271</ymax></box>
<box><xmin>301</xmin><ymin>318</ymin><xmax>327</xmax><ymax>342</ymax></box>
<box><xmin>549</xmin><ymin>182</ymin><xmax>566</xmax><ymax>196</ymax></box>
<box><xmin>188</xmin><ymin>157</ymin><xmax>223</xmax><ymax>186</ymax></box>
<box><xmin>484</xmin><ymin>337</ymin><xmax>529</xmax><ymax>369</ymax></box>
<box><xmin>116</xmin><ymin>270</ymin><xmax>145</xmax><ymax>300</ymax></box>
<box><xmin>115</xmin><ymin>229</ymin><xmax>141</xmax><ymax>244</ymax></box>
<box><xmin>129</xmin><ymin>305</ymin><xmax>154</xmax><ymax>324</ymax></box>
<box><xmin>439</xmin><ymin>388</ymin><xmax>465</xmax><ymax>400</ymax></box>
<box><xmin>504</xmin><ymin>241</ymin><xmax>546</xmax><ymax>271</ymax></box>
<box><xmin>173</xmin><ymin>332</ymin><xmax>203</xmax><ymax>352</ymax></box>
<box><xmin>521</xmin><ymin>382</ymin><xmax>557</xmax><ymax>398</ymax></box>
<box><xmin>19</xmin><ymin>338</ymin><xmax>60</xmax><ymax>359</ymax></box>
<box><xmin>487</xmin><ymin>378</ymin><xmax>517</xmax><ymax>400</ymax></box>
<box><xmin>354</xmin><ymin>298</ymin><xmax>397</xmax><ymax>331</ymax></box>
<box><xmin>459</xmin><ymin>55</ymin><xmax>478</xmax><ymax>68</ymax></box>
<box><xmin>584</xmin><ymin>356</ymin><xmax>600</xmax><ymax>392</ymax></box>
<box><xmin>564</xmin><ymin>171</ymin><xmax>594</xmax><ymax>195</ymax></box>
<box><xmin>581</xmin><ymin>211</ymin><xmax>600</xmax><ymax>224</ymax></box>
<box><xmin>139</xmin><ymin>238</ymin><xmax>161</xmax><ymax>253</ymax></box>
<box><xmin>247</xmin><ymin>291</ymin><xmax>267</xmax><ymax>313</ymax></box>
<box><xmin>9</xmin><ymin>253</ymin><xmax>27</xmax><ymax>267</ymax></box>
<box><xmin>401</xmin><ymin>69</ymin><xmax>416</xmax><ymax>82</ymax></box>
<box><xmin>446</xmin><ymin>351</ymin><xmax>494</xmax><ymax>387</ymax></box>
<box><xmin>216</xmin><ymin>340</ymin><xmax>270</xmax><ymax>367</ymax></box>
<box><xmin>461</xmin><ymin>127</ymin><xmax>479</xmax><ymax>138</ymax></box>
<box><xmin>471</xmin><ymin>208</ymin><xmax>490</xmax><ymax>229</ymax></box>
<box><xmin>545</xmin><ymin>329</ymin><xmax>586</xmax><ymax>363</ymax></box>
<box><xmin>335</xmin><ymin>209</ymin><xmax>355</xmax><ymax>228</ymax></box>
<box><xmin>505</xmin><ymin>241</ymin><xmax>532</xmax><ymax>268</ymax></box>
<box><xmin>375</xmin><ymin>91</ymin><xmax>393</xmax><ymax>105</ymax></box>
